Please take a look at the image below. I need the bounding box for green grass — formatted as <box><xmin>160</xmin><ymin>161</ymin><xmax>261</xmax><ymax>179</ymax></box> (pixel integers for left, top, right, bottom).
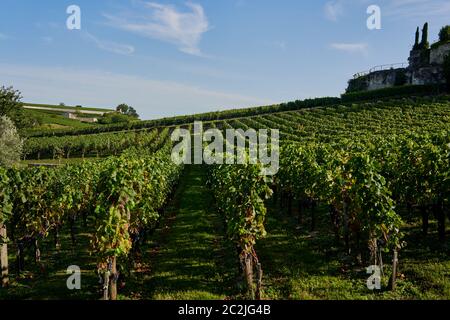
<box><xmin>23</xmin><ymin>109</ymin><xmax>97</xmax><ymax>130</ymax></box>
<box><xmin>32</xmin><ymin>109</ymin><xmax>101</xmax><ymax>119</ymax></box>
<box><xmin>121</xmin><ymin>165</ymin><xmax>238</xmax><ymax>300</ymax></box>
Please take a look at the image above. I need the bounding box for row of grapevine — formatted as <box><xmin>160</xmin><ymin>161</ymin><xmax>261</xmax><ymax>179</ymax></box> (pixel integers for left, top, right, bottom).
<box><xmin>91</xmin><ymin>143</ymin><xmax>183</xmax><ymax>299</ymax></box>
<box><xmin>0</xmin><ymin>140</ymin><xmax>183</xmax><ymax>299</ymax></box>
<box><xmin>278</xmin><ymin>142</ymin><xmax>403</xmax><ymax>259</ymax></box>
<box><xmin>23</xmin><ymin>128</ymin><xmax>171</xmax><ymax>160</ymax></box>
<box><xmin>207</xmin><ymin>160</ymin><xmax>272</xmax><ymax>299</ymax></box>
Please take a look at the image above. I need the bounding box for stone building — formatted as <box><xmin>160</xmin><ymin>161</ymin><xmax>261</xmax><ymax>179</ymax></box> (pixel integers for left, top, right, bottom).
<box><xmin>347</xmin><ymin>23</ymin><xmax>450</xmax><ymax>93</ymax></box>
<box><xmin>63</xmin><ymin>112</ymin><xmax>98</xmax><ymax>123</ymax></box>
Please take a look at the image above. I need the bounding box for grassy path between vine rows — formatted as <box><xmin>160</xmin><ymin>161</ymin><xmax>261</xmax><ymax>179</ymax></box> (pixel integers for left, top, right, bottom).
<box><xmin>122</xmin><ymin>165</ymin><xmax>238</xmax><ymax>300</ymax></box>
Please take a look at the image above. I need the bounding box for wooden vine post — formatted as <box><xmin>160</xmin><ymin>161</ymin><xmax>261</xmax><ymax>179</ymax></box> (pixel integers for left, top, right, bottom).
<box><xmin>102</xmin><ymin>267</ymin><xmax>110</xmax><ymax>300</ymax></box>
<box><xmin>0</xmin><ymin>224</ymin><xmax>8</xmax><ymax>287</ymax></box>
<box><xmin>391</xmin><ymin>248</ymin><xmax>399</xmax><ymax>290</ymax></box>
<box><xmin>0</xmin><ymin>168</ymin><xmax>10</xmax><ymax>288</ymax></box>
<box><xmin>256</xmin><ymin>262</ymin><xmax>263</xmax><ymax>300</ymax></box>
<box><xmin>100</xmin><ymin>257</ymin><xmax>118</xmax><ymax>300</ymax></box>
<box><xmin>243</xmin><ymin>251</ymin><xmax>254</xmax><ymax>299</ymax></box>
<box><xmin>109</xmin><ymin>256</ymin><xmax>118</xmax><ymax>300</ymax></box>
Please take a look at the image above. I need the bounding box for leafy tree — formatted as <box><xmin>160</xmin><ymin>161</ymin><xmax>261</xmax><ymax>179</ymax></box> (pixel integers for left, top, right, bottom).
<box><xmin>127</xmin><ymin>107</ymin><xmax>139</xmax><ymax>118</ymax></box>
<box><xmin>0</xmin><ymin>86</ymin><xmax>35</xmax><ymax>129</ymax></box>
<box><xmin>439</xmin><ymin>25</ymin><xmax>450</xmax><ymax>42</ymax></box>
<box><xmin>0</xmin><ymin>116</ymin><xmax>23</xmax><ymax>167</ymax></box>
<box><xmin>116</xmin><ymin>104</ymin><xmax>139</xmax><ymax>118</ymax></box>
<box><xmin>0</xmin><ymin>86</ymin><xmax>22</xmax><ymax>117</ymax></box>
<box><xmin>116</xmin><ymin>104</ymin><xmax>129</xmax><ymax>114</ymax></box>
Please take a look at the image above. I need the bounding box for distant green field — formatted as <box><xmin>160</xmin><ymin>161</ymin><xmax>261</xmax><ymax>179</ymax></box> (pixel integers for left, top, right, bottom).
<box><xmin>23</xmin><ymin>102</ymin><xmax>114</xmax><ymax>112</ymax></box>
<box><xmin>23</xmin><ymin>108</ymin><xmax>98</xmax><ymax>130</ymax></box>
<box><xmin>31</xmin><ymin>108</ymin><xmax>100</xmax><ymax>118</ymax></box>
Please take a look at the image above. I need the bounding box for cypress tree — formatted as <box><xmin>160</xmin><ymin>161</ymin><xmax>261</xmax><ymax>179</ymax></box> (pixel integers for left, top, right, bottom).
<box><xmin>421</xmin><ymin>22</ymin><xmax>429</xmax><ymax>49</ymax></box>
<box><xmin>414</xmin><ymin>27</ymin><xmax>420</xmax><ymax>50</ymax></box>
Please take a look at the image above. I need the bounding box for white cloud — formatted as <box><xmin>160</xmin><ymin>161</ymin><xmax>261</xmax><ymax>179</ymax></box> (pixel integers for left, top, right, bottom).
<box><xmin>272</xmin><ymin>41</ymin><xmax>287</xmax><ymax>51</ymax></box>
<box><xmin>263</xmin><ymin>40</ymin><xmax>287</xmax><ymax>51</ymax></box>
<box><xmin>324</xmin><ymin>0</ymin><xmax>450</xmax><ymax>24</ymax></box>
<box><xmin>35</xmin><ymin>22</ymin><xmax>59</xmax><ymax>29</ymax></box>
<box><xmin>385</xmin><ymin>0</ymin><xmax>450</xmax><ymax>19</ymax></box>
<box><xmin>42</xmin><ymin>36</ymin><xmax>53</xmax><ymax>44</ymax></box>
<box><xmin>330</xmin><ymin>42</ymin><xmax>368</xmax><ymax>55</ymax></box>
<box><xmin>0</xmin><ymin>33</ymin><xmax>8</xmax><ymax>40</ymax></box>
<box><xmin>324</xmin><ymin>1</ymin><xmax>344</xmax><ymax>21</ymax></box>
<box><xmin>82</xmin><ymin>32</ymin><xmax>135</xmax><ymax>55</ymax></box>
<box><xmin>104</xmin><ymin>2</ymin><xmax>209</xmax><ymax>56</ymax></box>
<box><xmin>0</xmin><ymin>64</ymin><xmax>272</xmax><ymax>119</ymax></box>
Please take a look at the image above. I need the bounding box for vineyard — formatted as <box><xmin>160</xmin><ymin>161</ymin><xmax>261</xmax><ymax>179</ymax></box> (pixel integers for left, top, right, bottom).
<box><xmin>1</xmin><ymin>96</ymin><xmax>450</xmax><ymax>300</ymax></box>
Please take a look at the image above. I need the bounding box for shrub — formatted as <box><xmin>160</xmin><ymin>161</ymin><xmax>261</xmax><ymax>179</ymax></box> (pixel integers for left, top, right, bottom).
<box><xmin>341</xmin><ymin>84</ymin><xmax>446</xmax><ymax>102</ymax></box>
<box><xmin>99</xmin><ymin>112</ymin><xmax>136</xmax><ymax>124</ymax></box>
<box><xmin>395</xmin><ymin>70</ymin><xmax>407</xmax><ymax>86</ymax></box>
<box><xmin>444</xmin><ymin>54</ymin><xmax>450</xmax><ymax>91</ymax></box>
<box><xmin>0</xmin><ymin>115</ymin><xmax>23</xmax><ymax>167</ymax></box>
<box><xmin>347</xmin><ymin>76</ymin><xmax>369</xmax><ymax>93</ymax></box>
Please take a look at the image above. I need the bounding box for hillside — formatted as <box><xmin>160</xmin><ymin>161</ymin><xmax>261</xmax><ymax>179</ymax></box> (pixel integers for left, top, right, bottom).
<box><xmin>22</xmin><ymin>95</ymin><xmax>450</xmax><ymax>160</ymax></box>
<box><xmin>22</xmin><ymin>108</ymin><xmax>99</xmax><ymax>130</ymax></box>
<box><xmin>22</xmin><ymin>84</ymin><xmax>446</xmax><ymax>139</ymax></box>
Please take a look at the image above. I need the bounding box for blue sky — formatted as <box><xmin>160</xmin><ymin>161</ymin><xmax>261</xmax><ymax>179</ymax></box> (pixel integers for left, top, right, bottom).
<box><xmin>0</xmin><ymin>0</ymin><xmax>449</xmax><ymax>119</ymax></box>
